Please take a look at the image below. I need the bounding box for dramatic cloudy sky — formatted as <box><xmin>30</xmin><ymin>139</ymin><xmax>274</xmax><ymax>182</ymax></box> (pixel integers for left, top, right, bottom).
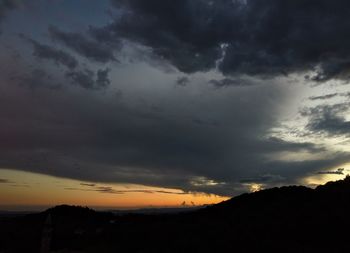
<box><xmin>2</xmin><ymin>0</ymin><xmax>350</xmax><ymax>207</ymax></box>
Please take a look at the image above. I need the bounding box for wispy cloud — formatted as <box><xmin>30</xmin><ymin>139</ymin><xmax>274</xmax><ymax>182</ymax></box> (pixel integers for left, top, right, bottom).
<box><xmin>65</xmin><ymin>183</ymin><xmax>188</xmax><ymax>195</ymax></box>
<box><xmin>317</xmin><ymin>168</ymin><xmax>345</xmax><ymax>175</ymax></box>
<box><xmin>80</xmin><ymin>183</ymin><xmax>96</xmax><ymax>187</ymax></box>
<box><xmin>0</xmin><ymin>178</ymin><xmax>10</xmax><ymax>183</ymax></box>
<box><xmin>309</xmin><ymin>94</ymin><xmax>338</xmax><ymax>101</ymax></box>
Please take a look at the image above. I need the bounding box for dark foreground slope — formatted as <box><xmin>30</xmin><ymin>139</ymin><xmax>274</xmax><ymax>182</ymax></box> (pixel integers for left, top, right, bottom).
<box><xmin>2</xmin><ymin>177</ymin><xmax>350</xmax><ymax>253</ymax></box>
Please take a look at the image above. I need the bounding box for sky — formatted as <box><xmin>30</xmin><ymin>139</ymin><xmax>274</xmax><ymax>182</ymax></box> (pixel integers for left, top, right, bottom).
<box><xmin>1</xmin><ymin>0</ymin><xmax>350</xmax><ymax>210</ymax></box>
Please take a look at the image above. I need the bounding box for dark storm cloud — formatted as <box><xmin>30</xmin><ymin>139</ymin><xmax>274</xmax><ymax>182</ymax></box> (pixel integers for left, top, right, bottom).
<box><xmin>21</xmin><ymin>36</ymin><xmax>78</xmax><ymax>69</ymax></box>
<box><xmin>304</xmin><ymin>103</ymin><xmax>350</xmax><ymax>136</ymax></box>
<box><xmin>209</xmin><ymin>78</ymin><xmax>256</xmax><ymax>88</ymax></box>
<box><xmin>309</xmin><ymin>93</ymin><xmax>338</xmax><ymax>101</ymax></box>
<box><xmin>48</xmin><ymin>25</ymin><xmax>117</xmax><ymax>63</ymax></box>
<box><xmin>92</xmin><ymin>0</ymin><xmax>350</xmax><ymax>81</ymax></box>
<box><xmin>65</xmin><ymin>68</ymin><xmax>111</xmax><ymax>90</ymax></box>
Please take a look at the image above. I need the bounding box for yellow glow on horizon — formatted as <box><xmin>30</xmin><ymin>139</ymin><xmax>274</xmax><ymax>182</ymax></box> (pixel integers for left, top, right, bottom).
<box><xmin>249</xmin><ymin>183</ymin><xmax>263</xmax><ymax>192</ymax></box>
<box><xmin>300</xmin><ymin>163</ymin><xmax>350</xmax><ymax>187</ymax></box>
<box><xmin>301</xmin><ymin>173</ymin><xmax>346</xmax><ymax>187</ymax></box>
<box><xmin>0</xmin><ymin>169</ymin><xmax>229</xmax><ymax>210</ymax></box>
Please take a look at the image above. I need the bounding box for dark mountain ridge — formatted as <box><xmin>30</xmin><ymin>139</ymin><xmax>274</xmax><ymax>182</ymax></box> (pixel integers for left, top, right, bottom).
<box><xmin>2</xmin><ymin>177</ymin><xmax>350</xmax><ymax>252</ymax></box>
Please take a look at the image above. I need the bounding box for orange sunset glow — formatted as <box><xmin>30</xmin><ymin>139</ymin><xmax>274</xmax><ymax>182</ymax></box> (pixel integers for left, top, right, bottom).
<box><xmin>0</xmin><ymin>169</ymin><xmax>228</xmax><ymax>210</ymax></box>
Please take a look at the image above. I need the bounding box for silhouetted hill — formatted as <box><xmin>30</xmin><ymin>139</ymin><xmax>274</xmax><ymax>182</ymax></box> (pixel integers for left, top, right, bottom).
<box><xmin>316</xmin><ymin>174</ymin><xmax>350</xmax><ymax>193</ymax></box>
<box><xmin>2</xmin><ymin>178</ymin><xmax>350</xmax><ymax>252</ymax></box>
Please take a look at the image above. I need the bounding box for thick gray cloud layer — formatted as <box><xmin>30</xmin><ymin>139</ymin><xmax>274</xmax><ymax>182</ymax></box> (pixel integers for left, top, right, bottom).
<box><xmin>1</xmin><ymin>0</ymin><xmax>350</xmax><ymax>197</ymax></box>
<box><xmin>0</xmin><ymin>68</ymin><xmax>347</xmax><ymax>195</ymax></box>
